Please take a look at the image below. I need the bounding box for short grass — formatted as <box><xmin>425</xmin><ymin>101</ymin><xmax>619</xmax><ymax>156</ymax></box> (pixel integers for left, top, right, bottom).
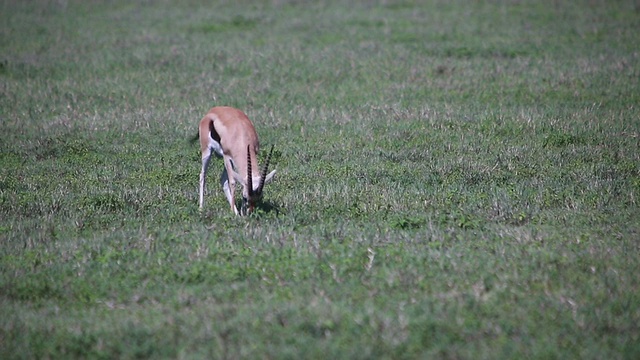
<box><xmin>1</xmin><ymin>0</ymin><xmax>639</xmax><ymax>358</ymax></box>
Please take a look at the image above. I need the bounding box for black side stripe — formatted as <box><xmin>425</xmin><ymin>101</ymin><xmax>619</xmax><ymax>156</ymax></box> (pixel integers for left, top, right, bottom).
<box><xmin>209</xmin><ymin>120</ymin><xmax>221</xmax><ymax>143</ymax></box>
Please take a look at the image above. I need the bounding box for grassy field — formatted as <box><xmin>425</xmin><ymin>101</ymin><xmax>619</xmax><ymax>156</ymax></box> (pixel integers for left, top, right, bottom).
<box><xmin>1</xmin><ymin>0</ymin><xmax>639</xmax><ymax>358</ymax></box>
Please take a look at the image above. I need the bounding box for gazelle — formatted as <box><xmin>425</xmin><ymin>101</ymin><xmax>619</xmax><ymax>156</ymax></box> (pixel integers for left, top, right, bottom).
<box><xmin>195</xmin><ymin>106</ymin><xmax>276</xmax><ymax>215</ymax></box>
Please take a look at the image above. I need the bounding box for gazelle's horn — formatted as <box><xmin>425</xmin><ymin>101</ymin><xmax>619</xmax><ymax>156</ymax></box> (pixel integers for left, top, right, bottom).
<box><xmin>247</xmin><ymin>144</ymin><xmax>253</xmax><ymax>197</ymax></box>
<box><xmin>258</xmin><ymin>145</ymin><xmax>274</xmax><ymax>194</ymax></box>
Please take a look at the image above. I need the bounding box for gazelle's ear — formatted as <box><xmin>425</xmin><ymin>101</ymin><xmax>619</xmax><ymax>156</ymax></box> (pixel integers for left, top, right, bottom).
<box><xmin>263</xmin><ymin>169</ymin><xmax>276</xmax><ymax>184</ymax></box>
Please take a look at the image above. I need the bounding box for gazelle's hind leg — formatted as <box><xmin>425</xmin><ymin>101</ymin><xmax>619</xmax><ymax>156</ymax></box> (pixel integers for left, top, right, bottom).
<box><xmin>199</xmin><ymin>149</ymin><xmax>212</xmax><ymax>210</ymax></box>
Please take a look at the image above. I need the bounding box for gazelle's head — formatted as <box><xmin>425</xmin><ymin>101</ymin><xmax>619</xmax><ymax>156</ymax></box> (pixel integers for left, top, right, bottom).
<box><xmin>241</xmin><ymin>145</ymin><xmax>276</xmax><ymax>215</ymax></box>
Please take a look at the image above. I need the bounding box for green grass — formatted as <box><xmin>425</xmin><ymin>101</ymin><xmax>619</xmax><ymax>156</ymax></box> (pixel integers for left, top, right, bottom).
<box><xmin>1</xmin><ymin>0</ymin><xmax>639</xmax><ymax>358</ymax></box>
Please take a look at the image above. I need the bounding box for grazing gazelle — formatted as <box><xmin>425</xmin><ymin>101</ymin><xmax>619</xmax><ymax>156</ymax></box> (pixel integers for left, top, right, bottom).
<box><xmin>195</xmin><ymin>106</ymin><xmax>276</xmax><ymax>215</ymax></box>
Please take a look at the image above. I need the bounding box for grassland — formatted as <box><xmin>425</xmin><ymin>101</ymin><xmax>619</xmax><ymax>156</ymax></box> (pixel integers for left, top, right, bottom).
<box><xmin>1</xmin><ymin>0</ymin><xmax>639</xmax><ymax>358</ymax></box>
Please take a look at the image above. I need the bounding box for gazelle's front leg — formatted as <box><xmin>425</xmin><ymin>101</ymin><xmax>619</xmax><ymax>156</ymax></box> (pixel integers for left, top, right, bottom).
<box><xmin>220</xmin><ymin>168</ymin><xmax>238</xmax><ymax>215</ymax></box>
<box><xmin>222</xmin><ymin>156</ymin><xmax>238</xmax><ymax>215</ymax></box>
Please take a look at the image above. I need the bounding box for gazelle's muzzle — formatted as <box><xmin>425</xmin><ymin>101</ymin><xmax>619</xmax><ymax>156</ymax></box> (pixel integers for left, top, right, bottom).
<box><xmin>241</xmin><ymin>196</ymin><xmax>257</xmax><ymax>216</ymax></box>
